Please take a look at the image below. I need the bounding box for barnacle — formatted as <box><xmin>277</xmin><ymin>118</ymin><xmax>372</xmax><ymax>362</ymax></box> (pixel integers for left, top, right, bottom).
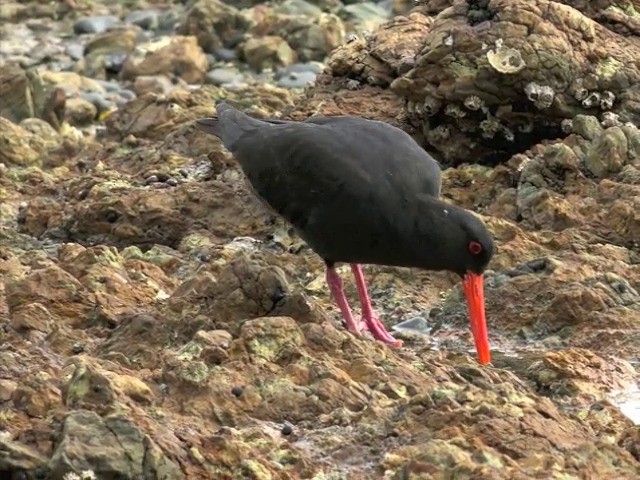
<box><xmin>480</xmin><ymin>117</ymin><xmax>502</xmax><ymax>139</ymax></box>
<box><xmin>464</xmin><ymin>95</ymin><xmax>484</xmax><ymax>111</ymax></box>
<box><xmin>572</xmin><ymin>86</ymin><xmax>589</xmax><ymax>101</ymax></box>
<box><xmin>423</xmin><ymin>96</ymin><xmax>442</xmax><ymax>116</ymax></box>
<box><xmin>524</xmin><ymin>82</ymin><xmax>555</xmax><ymax>109</ymax></box>
<box><xmin>599</xmin><ymin>91</ymin><xmax>615</xmax><ymax>110</ymax></box>
<box><xmin>560</xmin><ymin>118</ymin><xmax>573</xmax><ymax>134</ymax></box>
<box><xmin>444</xmin><ymin>104</ymin><xmax>466</xmax><ymax>118</ymax></box>
<box><xmin>487</xmin><ymin>46</ymin><xmax>526</xmax><ymax>74</ymax></box>
<box><xmin>582</xmin><ymin>92</ymin><xmax>601</xmax><ymax>108</ymax></box>
<box><xmin>601</xmin><ymin>112</ymin><xmax>620</xmax><ymax>128</ymax></box>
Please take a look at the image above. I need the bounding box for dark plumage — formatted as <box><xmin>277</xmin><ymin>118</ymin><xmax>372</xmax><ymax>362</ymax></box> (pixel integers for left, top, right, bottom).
<box><xmin>196</xmin><ymin>103</ymin><xmax>495</xmax><ymax>364</ymax></box>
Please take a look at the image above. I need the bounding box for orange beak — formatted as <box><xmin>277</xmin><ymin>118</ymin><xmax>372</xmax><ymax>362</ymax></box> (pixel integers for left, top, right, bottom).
<box><xmin>462</xmin><ymin>271</ymin><xmax>491</xmax><ymax>365</ymax></box>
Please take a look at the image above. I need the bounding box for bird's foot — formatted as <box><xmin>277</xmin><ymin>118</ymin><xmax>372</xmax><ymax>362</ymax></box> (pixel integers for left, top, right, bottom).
<box><xmin>363</xmin><ymin>313</ymin><xmax>402</xmax><ymax>347</ymax></box>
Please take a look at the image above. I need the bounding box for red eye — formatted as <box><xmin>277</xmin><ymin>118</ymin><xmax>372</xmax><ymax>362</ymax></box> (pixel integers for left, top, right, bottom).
<box><xmin>469</xmin><ymin>241</ymin><xmax>483</xmax><ymax>255</ymax></box>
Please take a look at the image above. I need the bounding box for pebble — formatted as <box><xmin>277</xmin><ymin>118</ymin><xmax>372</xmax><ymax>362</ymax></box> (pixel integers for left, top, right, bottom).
<box><xmin>275</xmin><ymin>0</ymin><xmax>323</xmax><ymax>17</ymax></box>
<box><xmin>73</xmin><ymin>15</ymin><xmax>120</xmax><ymax>35</ymax></box>
<box><xmin>205</xmin><ymin>67</ymin><xmax>245</xmax><ymax>87</ymax></box>
<box><xmin>66</xmin><ymin>43</ymin><xmax>85</xmax><ymax>61</ymax></box>
<box><xmin>165</xmin><ymin>178</ymin><xmax>179</xmax><ymax>187</ymax></box>
<box><xmin>281</xmin><ymin>424</ymin><xmax>293</xmax><ymax>436</ymax></box>
<box><xmin>72</xmin><ymin>343</ymin><xmax>85</xmax><ymax>354</ymax></box>
<box><xmin>82</xmin><ymin>92</ymin><xmax>116</xmax><ymax>116</ymax></box>
<box><xmin>393</xmin><ymin>316</ymin><xmax>430</xmax><ymax>333</ymax></box>
<box><xmin>277</xmin><ymin>70</ymin><xmax>317</xmax><ymax>89</ymax></box>
<box><xmin>124</xmin><ymin>10</ymin><xmax>159</xmax><ymax>30</ymax></box>
<box><xmin>145</xmin><ymin>175</ymin><xmax>159</xmax><ymax>185</ymax></box>
<box><xmin>231</xmin><ymin>386</ymin><xmax>244</xmax><ymax>397</ymax></box>
<box><xmin>212</xmin><ymin>48</ymin><xmax>237</xmax><ymax>62</ymax></box>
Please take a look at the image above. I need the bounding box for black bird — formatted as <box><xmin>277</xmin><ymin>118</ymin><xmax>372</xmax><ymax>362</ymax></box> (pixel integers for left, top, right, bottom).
<box><xmin>196</xmin><ymin>103</ymin><xmax>494</xmax><ymax>364</ymax></box>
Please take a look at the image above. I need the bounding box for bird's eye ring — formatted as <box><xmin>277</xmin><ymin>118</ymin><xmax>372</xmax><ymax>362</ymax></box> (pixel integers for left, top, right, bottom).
<box><xmin>469</xmin><ymin>241</ymin><xmax>483</xmax><ymax>255</ymax></box>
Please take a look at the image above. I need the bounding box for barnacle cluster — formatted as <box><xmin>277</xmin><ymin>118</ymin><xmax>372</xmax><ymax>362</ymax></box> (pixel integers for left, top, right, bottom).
<box><xmin>524</xmin><ymin>82</ymin><xmax>555</xmax><ymax>109</ymax></box>
<box><xmin>582</xmin><ymin>91</ymin><xmax>601</xmax><ymax>108</ymax></box>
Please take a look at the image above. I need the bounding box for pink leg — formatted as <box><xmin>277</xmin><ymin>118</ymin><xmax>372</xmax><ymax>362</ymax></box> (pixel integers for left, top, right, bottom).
<box><xmin>326</xmin><ymin>266</ymin><xmax>364</xmax><ymax>334</ymax></box>
<box><xmin>350</xmin><ymin>264</ymin><xmax>402</xmax><ymax>346</ymax></box>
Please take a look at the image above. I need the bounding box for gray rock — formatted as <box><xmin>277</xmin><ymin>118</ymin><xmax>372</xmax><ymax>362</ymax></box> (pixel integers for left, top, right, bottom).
<box><xmin>82</xmin><ymin>92</ymin><xmax>116</xmax><ymax>115</ymax></box>
<box><xmin>275</xmin><ymin>62</ymin><xmax>325</xmax><ymax>79</ymax></box>
<box><xmin>48</xmin><ymin>409</ymin><xmax>183</xmax><ymax>479</ymax></box>
<box><xmin>277</xmin><ymin>70</ymin><xmax>317</xmax><ymax>89</ymax></box>
<box><xmin>393</xmin><ymin>316</ymin><xmax>430</xmax><ymax>333</ymax></box>
<box><xmin>125</xmin><ymin>10</ymin><xmax>160</xmax><ymax>30</ymax></box>
<box><xmin>73</xmin><ymin>15</ymin><xmax>119</xmax><ymax>35</ymax></box>
<box><xmin>66</xmin><ymin>43</ymin><xmax>85</xmax><ymax>61</ymax></box>
<box><xmin>212</xmin><ymin>48</ymin><xmax>237</xmax><ymax>62</ymax></box>
<box><xmin>275</xmin><ymin>0</ymin><xmax>323</xmax><ymax>17</ymax></box>
<box><xmin>340</xmin><ymin>2</ymin><xmax>389</xmax><ymax>25</ymax></box>
<box><xmin>205</xmin><ymin>67</ymin><xmax>245</xmax><ymax>86</ymax></box>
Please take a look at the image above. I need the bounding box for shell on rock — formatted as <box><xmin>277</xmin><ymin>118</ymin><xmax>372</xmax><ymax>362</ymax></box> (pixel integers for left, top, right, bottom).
<box><xmin>524</xmin><ymin>82</ymin><xmax>555</xmax><ymax>109</ymax></box>
<box><xmin>486</xmin><ymin>46</ymin><xmax>526</xmax><ymax>74</ymax></box>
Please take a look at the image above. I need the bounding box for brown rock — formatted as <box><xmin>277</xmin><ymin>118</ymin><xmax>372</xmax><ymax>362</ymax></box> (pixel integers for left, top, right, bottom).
<box><xmin>121</xmin><ymin>36</ymin><xmax>209</xmax><ymax>84</ymax></box>
<box><xmin>177</xmin><ymin>0</ymin><xmax>250</xmax><ymax>53</ymax></box>
<box><xmin>0</xmin><ymin>379</ymin><xmax>17</xmax><ymax>402</ymax></box>
<box><xmin>241</xmin><ymin>36</ymin><xmax>297</xmax><ymax>72</ymax></box>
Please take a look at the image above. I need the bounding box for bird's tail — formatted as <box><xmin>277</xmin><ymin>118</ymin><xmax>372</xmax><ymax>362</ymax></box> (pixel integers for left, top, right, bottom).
<box><xmin>195</xmin><ymin>102</ymin><xmax>265</xmax><ymax>152</ymax></box>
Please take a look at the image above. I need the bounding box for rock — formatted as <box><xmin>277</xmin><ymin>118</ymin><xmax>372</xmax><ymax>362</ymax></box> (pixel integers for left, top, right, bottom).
<box><xmin>0</xmin><ymin>379</ymin><xmax>17</xmax><ymax>402</ymax></box>
<box><xmin>242</xmin><ymin>36</ymin><xmax>297</xmax><ymax>72</ymax></box>
<box><xmin>178</xmin><ymin>0</ymin><xmax>250</xmax><ymax>53</ymax></box>
<box><xmin>132</xmin><ymin>75</ymin><xmax>181</xmax><ymax>96</ymax></box>
<box><xmin>340</xmin><ymin>2</ymin><xmax>390</xmax><ymax>31</ymax></box>
<box><xmin>205</xmin><ymin>66</ymin><xmax>245</xmax><ymax>86</ymax></box>
<box><xmin>275</xmin><ymin>0</ymin><xmax>324</xmax><ymax>17</ymax></box>
<box><xmin>48</xmin><ymin>410</ymin><xmax>183</xmax><ymax>479</ymax></box>
<box><xmin>257</xmin><ymin>13</ymin><xmax>346</xmax><ymax>62</ymax></box>
<box><xmin>11</xmin><ymin>373</ymin><xmax>61</xmax><ymax>418</ymax></box>
<box><xmin>78</xmin><ymin>28</ymin><xmax>138</xmax><ymax>79</ymax></box>
<box><xmin>64</xmin><ymin>97</ymin><xmax>98</xmax><ymax>125</ymax></box>
<box><xmin>0</xmin><ymin>437</ymin><xmax>48</xmax><ymax>474</ymax></box>
<box><xmin>387</xmin><ymin>0</ymin><xmax>640</xmax><ymax>164</ymax></box>
<box><xmin>585</xmin><ymin>126</ymin><xmax>630</xmax><ymax>178</ymax></box>
<box><xmin>121</xmin><ymin>36</ymin><xmax>209</xmax><ymax>83</ymax></box>
<box><xmin>276</xmin><ymin>70</ymin><xmax>317</xmax><ymax>89</ymax></box>
<box><xmin>73</xmin><ymin>15</ymin><xmax>120</xmax><ymax>35</ymax></box>
<box><xmin>0</xmin><ymin>117</ymin><xmax>49</xmax><ymax>166</ymax></box>
<box><xmin>125</xmin><ymin>10</ymin><xmax>160</xmax><ymax>30</ymax></box>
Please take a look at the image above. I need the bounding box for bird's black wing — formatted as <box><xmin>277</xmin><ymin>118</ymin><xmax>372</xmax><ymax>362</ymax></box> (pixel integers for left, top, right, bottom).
<box><xmin>231</xmin><ymin>119</ymin><xmax>442</xmax><ymax>264</ymax></box>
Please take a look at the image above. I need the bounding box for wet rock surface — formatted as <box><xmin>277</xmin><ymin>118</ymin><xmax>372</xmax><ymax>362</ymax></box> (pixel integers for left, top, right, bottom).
<box><xmin>0</xmin><ymin>0</ymin><xmax>639</xmax><ymax>479</ymax></box>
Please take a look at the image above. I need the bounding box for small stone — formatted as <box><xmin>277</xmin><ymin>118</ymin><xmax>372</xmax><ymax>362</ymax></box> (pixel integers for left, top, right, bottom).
<box><xmin>71</xmin><ymin>343</ymin><xmax>85</xmax><ymax>354</ymax></box>
<box><xmin>205</xmin><ymin>67</ymin><xmax>245</xmax><ymax>86</ymax></box>
<box><xmin>242</xmin><ymin>36</ymin><xmax>296</xmax><ymax>72</ymax></box>
<box><xmin>277</xmin><ymin>71</ymin><xmax>317</xmax><ymax>89</ymax></box>
<box><xmin>124</xmin><ymin>10</ymin><xmax>159</xmax><ymax>30</ymax></box>
<box><xmin>145</xmin><ymin>175</ymin><xmax>159</xmax><ymax>185</ymax></box>
<box><xmin>0</xmin><ymin>379</ymin><xmax>18</xmax><ymax>402</ymax></box>
<box><xmin>73</xmin><ymin>15</ymin><xmax>119</xmax><ymax>34</ymax></box>
<box><xmin>166</xmin><ymin>178</ymin><xmax>178</xmax><ymax>187</ymax></box>
<box><xmin>231</xmin><ymin>386</ymin><xmax>244</xmax><ymax>397</ymax></box>
<box><xmin>281</xmin><ymin>424</ymin><xmax>293</xmax><ymax>436</ymax></box>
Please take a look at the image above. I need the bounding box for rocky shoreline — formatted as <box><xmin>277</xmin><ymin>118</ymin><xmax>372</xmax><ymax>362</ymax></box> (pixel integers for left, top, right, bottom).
<box><xmin>1</xmin><ymin>0</ymin><xmax>639</xmax><ymax>478</ymax></box>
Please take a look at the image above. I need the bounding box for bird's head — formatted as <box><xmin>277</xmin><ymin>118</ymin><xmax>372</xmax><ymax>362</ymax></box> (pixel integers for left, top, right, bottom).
<box><xmin>423</xmin><ymin>203</ymin><xmax>495</xmax><ymax>365</ymax></box>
